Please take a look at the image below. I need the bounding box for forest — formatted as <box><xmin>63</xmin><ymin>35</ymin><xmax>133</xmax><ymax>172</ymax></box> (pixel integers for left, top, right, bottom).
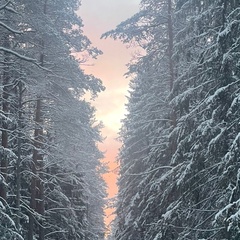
<box><xmin>1</xmin><ymin>0</ymin><xmax>240</xmax><ymax>240</ymax></box>
<box><xmin>104</xmin><ymin>0</ymin><xmax>240</xmax><ymax>239</ymax></box>
<box><xmin>0</xmin><ymin>0</ymin><xmax>106</xmax><ymax>239</ymax></box>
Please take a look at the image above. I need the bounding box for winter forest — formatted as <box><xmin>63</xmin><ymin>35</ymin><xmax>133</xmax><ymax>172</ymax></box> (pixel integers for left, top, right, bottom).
<box><xmin>0</xmin><ymin>0</ymin><xmax>240</xmax><ymax>240</ymax></box>
<box><xmin>105</xmin><ymin>0</ymin><xmax>240</xmax><ymax>239</ymax></box>
<box><xmin>0</xmin><ymin>0</ymin><xmax>105</xmax><ymax>239</ymax></box>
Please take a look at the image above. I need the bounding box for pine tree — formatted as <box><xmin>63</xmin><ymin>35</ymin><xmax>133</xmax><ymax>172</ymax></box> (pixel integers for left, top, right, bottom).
<box><xmin>102</xmin><ymin>0</ymin><xmax>175</xmax><ymax>238</ymax></box>
<box><xmin>105</xmin><ymin>0</ymin><xmax>240</xmax><ymax>239</ymax></box>
<box><xmin>151</xmin><ymin>0</ymin><xmax>240</xmax><ymax>239</ymax></box>
<box><xmin>0</xmin><ymin>0</ymin><xmax>106</xmax><ymax>239</ymax></box>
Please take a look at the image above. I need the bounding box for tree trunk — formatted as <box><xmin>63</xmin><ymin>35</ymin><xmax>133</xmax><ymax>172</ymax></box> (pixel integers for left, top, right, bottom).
<box><xmin>29</xmin><ymin>1</ymin><xmax>47</xmax><ymax>237</ymax></box>
<box><xmin>168</xmin><ymin>0</ymin><xmax>174</xmax><ymax>92</ymax></box>
<box><xmin>167</xmin><ymin>0</ymin><xmax>177</xmax><ymax>155</ymax></box>
<box><xmin>16</xmin><ymin>81</ymin><xmax>23</xmax><ymax>234</ymax></box>
<box><xmin>0</xmin><ymin>35</ymin><xmax>10</xmax><ymax>200</ymax></box>
<box><xmin>37</xmin><ymin>3</ymin><xmax>48</xmax><ymax>238</ymax></box>
<box><xmin>36</xmin><ymin>100</ymin><xmax>44</xmax><ymax>240</ymax></box>
<box><xmin>28</xmin><ymin>98</ymin><xmax>42</xmax><ymax>240</ymax></box>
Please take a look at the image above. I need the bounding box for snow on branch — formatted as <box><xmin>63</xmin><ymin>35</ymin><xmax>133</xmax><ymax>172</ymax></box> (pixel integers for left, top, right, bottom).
<box><xmin>0</xmin><ymin>1</ymin><xmax>11</xmax><ymax>11</ymax></box>
<box><xmin>0</xmin><ymin>47</ymin><xmax>36</xmax><ymax>62</ymax></box>
<box><xmin>0</xmin><ymin>0</ymin><xmax>17</xmax><ymax>14</ymax></box>
<box><xmin>5</xmin><ymin>5</ymin><xmax>18</xmax><ymax>14</ymax></box>
<box><xmin>126</xmin><ymin>165</ymin><xmax>172</xmax><ymax>176</ymax></box>
<box><xmin>0</xmin><ymin>47</ymin><xmax>50</xmax><ymax>71</ymax></box>
<box><xmin>0</xmin><ymin>21</ymin><xmax>22</xmax><ymax>34</ymax></box>
<box><xmin>45</xmin><ymin>230</ymin><xmax>68</xmax><ymax>238</ymax></box>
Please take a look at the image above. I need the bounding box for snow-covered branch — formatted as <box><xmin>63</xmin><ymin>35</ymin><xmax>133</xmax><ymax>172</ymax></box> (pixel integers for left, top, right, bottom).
<box><xmin>0</xmin><ymin>21</ymin><xmax>22</xmax><ymax>34</ymax></box>
<box><xmin>0</xmin><ymin>47</ymin><xmax>36</xmax><ymax>62</ymax></box>
<box><xmin>0</xmin><ymin>1</ymin><xmax>11</xmax><ymax>11</ymax></box>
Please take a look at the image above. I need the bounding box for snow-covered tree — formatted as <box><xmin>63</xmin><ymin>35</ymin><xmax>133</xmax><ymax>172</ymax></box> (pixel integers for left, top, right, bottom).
<box><xmin>159</xmin><ymin>1</ymin><xmax>240</xmax><ymax>239</ymax></box>
<box><xmin>102</xmin><ymin>0</ymin><xmax>175</xmax><ymax>239</ymax></box>
<box><xmin>0</xmin><ymin>0</ymin><xmax>106</xmax><ymax>239</ymax></box>
<box><xmin>105</xmin><ymin>0</ymin><xmax>240</xmax><ymax>239</ymax></box>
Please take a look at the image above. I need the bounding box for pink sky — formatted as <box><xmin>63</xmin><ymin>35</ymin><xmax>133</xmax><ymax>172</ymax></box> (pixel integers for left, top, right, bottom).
<box><xmin>78</xmin><ymin>0</ymin><xmax>140</xmax><ymax>230</ymax></box>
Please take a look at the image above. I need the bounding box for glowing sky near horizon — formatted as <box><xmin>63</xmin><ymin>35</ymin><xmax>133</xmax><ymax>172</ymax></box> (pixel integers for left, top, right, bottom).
<box><xmin>78</xmin><ymin>0</ymin><xmax>140</xmax><ymax>230</ymax></box>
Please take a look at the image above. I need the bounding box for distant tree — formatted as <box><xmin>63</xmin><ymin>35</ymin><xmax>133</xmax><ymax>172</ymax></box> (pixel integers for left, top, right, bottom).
<box><xmin>102</xmin><ymin>0</ymin><xmax>176</xmax><ymax>239</ymax></box>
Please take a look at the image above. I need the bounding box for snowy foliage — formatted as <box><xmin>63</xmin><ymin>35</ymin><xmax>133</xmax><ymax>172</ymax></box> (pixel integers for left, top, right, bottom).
<box><xmin>0</xmin><ymin>0</ymin><xmax>106</xmax><ymax>239</ymax></box>
<box><xmin>106</xmin><ymin>0</ymin><xmax>240</xmax><ymax>239</ymax></box>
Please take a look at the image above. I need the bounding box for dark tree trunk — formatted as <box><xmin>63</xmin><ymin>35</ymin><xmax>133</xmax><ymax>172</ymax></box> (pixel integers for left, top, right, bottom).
<box><xmin>29</xmin><ymin>2</ymin><xmax>47</xmax><ymax>238</ymax></box>
<box><xmin>0</xmin><ymin>35</ymin><xmax>10</xmax><ymax>200</ymax></box>
<box><xmin>16</xmin><ymin>81</ymin><xmax>23</xmax><ymax>234</ymax></box>
<box><xmin>168</xmin><ymin>0</ymin><xmax>174</xmax><ymax>92</ymax></box>
<box><xmin>37</xmin><ymin>4</ymin><xmax>48</xmax><ymax>238</ymax></box>
<box><xmin>28</xmin><ymin>98</ymin><xmax>42</xmax><ymax>240</ymax></box>
<box><xmin>167</xmin><ymin>0</ymin><xmax>177</xmax><ymax>155</ymax></box>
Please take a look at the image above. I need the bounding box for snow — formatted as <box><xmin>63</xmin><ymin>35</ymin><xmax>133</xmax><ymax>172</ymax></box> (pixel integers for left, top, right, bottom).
<box><xmin>0</xmin><ymin>47</ymin><xmax>36</xmax><ymax>62</ymax></box>
<box><xmin>214</xmin><ymin>199</ymin><xmax>240</xmax><ymax>225</ymax></box>
<box><xmin>162</xmin><ymin>202</ymin><xmax>180</xmax><ymax>221</ymax></box>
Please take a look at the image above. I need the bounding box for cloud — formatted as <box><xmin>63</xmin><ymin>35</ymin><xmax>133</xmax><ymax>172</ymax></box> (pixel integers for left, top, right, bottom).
<box><xmin>79</xmin><ymin>0</ymin><xmax>139</xmax><ymax>31</ymax></box>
